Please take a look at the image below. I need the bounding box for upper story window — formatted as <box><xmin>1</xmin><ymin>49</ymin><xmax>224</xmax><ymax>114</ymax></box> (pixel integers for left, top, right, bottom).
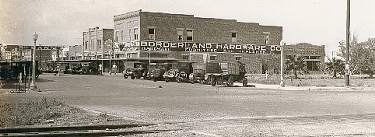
<box><xmin>128</xmin><ymin>29</ymin><xmax>132</xmax><ymax>41</ymax></box>
<box><xmin>97</xmin><ymin>40</ymin><xmax>102</xmax><ymax>50</ymax></box>
<box><xmin>177</xmin><ymin>29</ymin><xmax>184</xmax><ymax>41</ymax></box>
<box><xmin>186</xmin><ymin>29</ymin><xmax>193</xmax><ymax>41</ymax></box>
<box><xmin>148</xmin><ymin>28</ymin><xmax>155</xmax><ymax>40</ymax></box>
<box><xmin>263</xmin><ymin>32</ymin><xmax>270</xmax><ymax>45</ymax></box>
<box><xmin>231</xmin><ymin>32</ymin><xmax>237</xmax><ymax>43</ymax></box>
<box><xmin>134</xmin><ymin>28</ymin><xmax>139</xmax><ymax>40</ymax></box>
<box><xmin>115</xmin><ymin>31</ymin><xmax>119</xmax><ymax>42</ymax></box>
<box><xmin>120</xmin><ymin>30</ymin><xmax>124</xmax><ymax>41</ymax></box>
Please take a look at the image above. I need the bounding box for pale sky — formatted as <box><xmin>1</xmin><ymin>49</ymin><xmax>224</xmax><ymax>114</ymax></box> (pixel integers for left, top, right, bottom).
<box><xmin>1</xmin><ymin>0</ymin><xmax>374</xmax><ymax>57</ymax></box>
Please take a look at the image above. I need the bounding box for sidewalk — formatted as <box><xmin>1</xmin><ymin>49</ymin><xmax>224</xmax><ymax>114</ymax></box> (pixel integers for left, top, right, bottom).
<box><xmin>235</xmin><ymin>83</ymin><xmax>375</xmax><ymax>91</ymax></box>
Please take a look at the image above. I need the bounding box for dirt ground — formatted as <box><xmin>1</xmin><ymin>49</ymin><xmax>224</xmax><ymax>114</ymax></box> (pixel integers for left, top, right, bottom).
<box><xmin>0</xmin><ymin>90</ymin><xmax>137</xmax><ymax>128</ymax></box>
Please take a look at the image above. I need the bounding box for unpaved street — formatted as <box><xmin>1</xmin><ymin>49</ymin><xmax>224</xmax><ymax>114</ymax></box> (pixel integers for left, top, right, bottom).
<box><xmin>37</xmin><ymin>74</ymin><xmax>375</xmax><ymax>136</ymax></box>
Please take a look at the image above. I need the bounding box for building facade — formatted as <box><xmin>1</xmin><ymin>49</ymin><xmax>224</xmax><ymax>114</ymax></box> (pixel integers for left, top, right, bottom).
<box><xmin>82</xmin><ymin>27</ymin><xmax>114</xmax><ymax>60</ymax></box>
<box><xmin>284</xmin><ymin>43</ymin><xmax>325</xmax><ymax>72</ymax></box>
<box><xmin>114</xmin><ymin>10</ymin><xmax>283</xmax><ymax>74</ymax></box>
<box><xmin>62</xmin><ymin>45</ymin><xmax>83</xmax><ymax>60</ymax></box>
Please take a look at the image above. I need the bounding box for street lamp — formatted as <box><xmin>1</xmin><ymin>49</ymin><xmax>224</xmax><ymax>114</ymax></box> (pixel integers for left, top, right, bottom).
<box><xmin>30</xmin><ymin>32</ymin><xmax>38</xmax><ymax>91</ymax></box>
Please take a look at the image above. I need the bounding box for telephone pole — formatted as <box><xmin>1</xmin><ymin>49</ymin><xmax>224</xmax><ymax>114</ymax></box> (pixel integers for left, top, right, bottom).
<box><xmin>345</xmin><ymin>0</ymin><xmax>350</xmax><ymax>86</ymax></box>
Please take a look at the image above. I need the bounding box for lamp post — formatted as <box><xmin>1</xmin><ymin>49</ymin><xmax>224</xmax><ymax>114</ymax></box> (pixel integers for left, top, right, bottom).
<box><xmin>345</xmin><ymin>0</ymin><xmax>350</xmax><ymax>86</ymax></box>
<box><xmin>280</xmin><ymin>44</ymin><xmax>285</xmax><ymax>87</ymax></box>
<box><xmin>30</xmin><ymin>32</ymin><xmax>38</xmax><ymax>91</ymax></box>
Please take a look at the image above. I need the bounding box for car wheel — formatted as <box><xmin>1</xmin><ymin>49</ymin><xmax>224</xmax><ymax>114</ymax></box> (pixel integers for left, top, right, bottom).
<box><xmin>242</xmin><ymin>78</ymin><xmax>248</xmax><ymax>87</ymax></box>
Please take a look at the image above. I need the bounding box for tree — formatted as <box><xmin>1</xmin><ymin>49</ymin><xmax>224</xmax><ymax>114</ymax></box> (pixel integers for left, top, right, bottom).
<box><xmin>338</xmin><ymin>37</ymin><xmax>375</xmax><ymax>78</ymax></box>
<box><xmin>285</xmin><ymin>55</ymin><xmax>308</xmax><ymax>79</ymax></box>
<box><xmin>325</xmin><ymin>57</ymin><xmax>345</xmax><ymax>78</ymax></box>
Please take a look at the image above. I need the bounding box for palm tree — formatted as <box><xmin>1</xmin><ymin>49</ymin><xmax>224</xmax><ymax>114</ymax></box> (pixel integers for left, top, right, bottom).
<box><xmin>285</xmin><ymin>55</ymin><xmax>308</xmax><ymax>79</ymax></box>
<box><xmin>325</xmin><ymin>57</ymin><xmax>345</xmax><ymax>78</ymax></box>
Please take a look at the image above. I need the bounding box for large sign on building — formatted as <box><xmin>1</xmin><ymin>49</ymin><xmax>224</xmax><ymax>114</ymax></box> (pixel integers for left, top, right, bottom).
<box><xmin>121</xmin><ymin>41</ymin><xmax>281</xmax><ymax>54</ymax></box>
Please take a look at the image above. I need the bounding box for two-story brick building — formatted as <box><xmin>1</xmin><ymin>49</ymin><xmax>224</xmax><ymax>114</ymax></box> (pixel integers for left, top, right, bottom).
<box><xmin>82</xmin><ymin>27</ymin><xmax>114</xmax><ymax>60</ymax></box>
<box><xmin>113</xmin><ymin>10</ymin><xmax>283</xmax><ymax>74</ymax></box>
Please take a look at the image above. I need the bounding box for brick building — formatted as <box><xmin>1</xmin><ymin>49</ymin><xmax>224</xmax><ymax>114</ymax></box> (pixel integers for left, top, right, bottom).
<box><xmin>62</xmin><ymin>45</ymin><xmax>82</xmax><ymax>60</ymax></box>
<box><xmin>113</xmin><ymin>10</ymin><xmax>283</xmax><ymax>74</ymax></box>
<box><xmin>284</xmin><ymin>43</ymin><xmax>325</xmax><ymax>72</ymax></box>
<box><xmin>82</xmin><ymin>27</ymin><xmax>114</xmax><ymax>60</ymax></box>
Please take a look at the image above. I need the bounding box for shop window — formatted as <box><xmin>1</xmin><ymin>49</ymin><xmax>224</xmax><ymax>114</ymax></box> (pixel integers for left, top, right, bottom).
<box><xmin>148</xmin><ymin>28</ymin><xmax>155</xmax><ymax>40</ymax></box>
<box><xmin>187</xmin><ymin>29</ymin><xmax>193</xmax><ymax>41</ymax></box>
<box><xmin>310</xmin><ymin>56</ymin><xmax>320</xmax><ymax>59</ymax></box>
<box><xmin>182</xmin><ymin>54</ymin><xmax>189</xmax><ymax>60</ymax></box>
<box><xmin>209</xmin><ymin>55</ymin><xmax>217</xmax><ymax>61</ymax></box>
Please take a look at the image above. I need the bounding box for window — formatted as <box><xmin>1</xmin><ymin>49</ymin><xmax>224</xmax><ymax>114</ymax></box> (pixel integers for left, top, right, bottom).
<box><xmin>148</xmin><ymin>28</ymin><xmax>155</xmax><ymax>40</ymax></box>
<box><xmin>235</xmin><ymin>56</ymin><xmax>242</xmax><ymax>61</ymax></box>
<box><xmin>128</xmin><ymin>29</ymin><xmax>132</xmax><ymax>41</ymax></box>
<box><xmin>209</xmin><ymin>55</ymin><xmax>217</xmax><ymax>61</ymax></box>
<box><xmin>182</xmin><ymin>54</ymin><xmax>189</xmax><ymax>60</ymax></box>
<box><xmin>310</xmin><ymin>56</ymin><xmax>320</xmax><ymax>59</ymax></box>
<box><xmin>120</xmin><ymin>30</ymin><xmax>124</xmax><ymax>41</ymax></box>
<box><xmin>231</xmin><ymin>32</ymin><xmax>237</xmax><ymax>38</ymax></box>
<box><xmin>263</xmin><ymin>32</ymin><xmax>270</xmax><ymax>45</ymax></box>
<box><xmin>231</xmin><ymin>32</ymin><xmax>237</xmax><ymax>43</ymax></box>
<box><xmin>177</xmin><ymin>29</ymin><xmax>184</xmax><ymax>41</ymax></box>
<box><xmin>85</xmin><ymin>41</ymin><xmax>88</xmax><ymax>50</ymax></box>
<box><xmin>115</xmin><ymin>31</ymin><xmax>119</xmax><ymax>42</ymax></box>
<box><xmin>134</xmin><ymin>28</ymin><xmax>139</xmax><ymax>40</ymax></box>
<box><xmin>97</xmin><ymin>40</ymin><xmax>102</xmax><ymax>50</ymax></box>
<box><xmin>186</xmin><ymin>29</ymin><xmax>193</xmax><ymax>41</ymax></box>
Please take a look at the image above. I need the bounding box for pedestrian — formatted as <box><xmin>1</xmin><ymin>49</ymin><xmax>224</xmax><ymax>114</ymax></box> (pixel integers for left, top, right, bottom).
<box><xmin>112</xmin><ymin>63</ymin><xmax>118</xmax><ymax>75</ymax></box>
<box><xmin>98</xmin><ymin>64</ymin><xmax>103</xmax><ymax>75</ymax></box>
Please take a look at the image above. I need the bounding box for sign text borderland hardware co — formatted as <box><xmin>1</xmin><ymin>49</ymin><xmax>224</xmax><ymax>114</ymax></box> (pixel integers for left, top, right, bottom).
<box><xmin>120</xmin><ymin>41</ymin><xmax>282</xmax><ymax>54</ymax></box>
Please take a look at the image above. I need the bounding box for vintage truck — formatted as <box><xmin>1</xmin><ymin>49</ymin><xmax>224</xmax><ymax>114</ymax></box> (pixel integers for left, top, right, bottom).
<box><xmin>204</xmin><ymin>61</ymin><xmax>248</xmax><ymax>87</ymax></box>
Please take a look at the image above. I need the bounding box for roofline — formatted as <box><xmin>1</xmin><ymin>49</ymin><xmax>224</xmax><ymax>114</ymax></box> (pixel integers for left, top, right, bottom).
<box><xmin>114</xmin><ymin>10</ymin><xmax>282</xmax><ymax>27</ymax></box>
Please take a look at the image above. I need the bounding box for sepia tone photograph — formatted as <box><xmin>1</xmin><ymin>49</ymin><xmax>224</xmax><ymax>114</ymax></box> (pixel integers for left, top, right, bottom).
<box><xmin>1</xmin><ymin>0</ymin><xmax>375</xmax><ymax>136</ymax></box>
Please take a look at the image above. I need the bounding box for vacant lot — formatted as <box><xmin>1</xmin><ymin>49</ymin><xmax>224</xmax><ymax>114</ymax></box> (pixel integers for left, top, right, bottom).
<box><xmin>247</xmin><ymin>74</ymin><xmax>375</xmax><ymax>87</ymax></box>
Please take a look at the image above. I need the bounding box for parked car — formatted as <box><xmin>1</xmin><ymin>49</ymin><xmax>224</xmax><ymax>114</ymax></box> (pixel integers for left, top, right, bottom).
<box><xmin>123</xmin><ymin>68</ymin><xmax>145</xmax><ymax>79</ymax></box>
<box><xmin>163</xmin><ymin>69</ymin><xmax>179</xmax><ymax>82</ymax></box>
<box><xmin>150</xmin><ymin>68</ymin><xmax>166</xmax><ymax>82</ymax></box>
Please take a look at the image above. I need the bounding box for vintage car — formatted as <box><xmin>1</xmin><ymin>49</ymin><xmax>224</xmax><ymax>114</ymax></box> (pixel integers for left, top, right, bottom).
<box><xmin>163</xmin><ymin>69</ymin><xmax>179</xmax><ymax>82</ymax></box>
<box><xmin>124</xmin><ymin>68</ymin><xmax>145</xmax><ymax>79</ymax></box>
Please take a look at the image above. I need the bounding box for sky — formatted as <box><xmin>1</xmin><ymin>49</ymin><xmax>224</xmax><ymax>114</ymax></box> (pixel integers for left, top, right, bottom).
<box><xmin>1</xmin><ymin>0</ymin><xmax>374</xmax><ymax>57</ymax></box>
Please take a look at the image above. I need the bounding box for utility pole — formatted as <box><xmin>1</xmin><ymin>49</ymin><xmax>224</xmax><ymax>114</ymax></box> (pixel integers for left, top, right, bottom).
<box><xmin>280</xmin><ymin>44</ymin><xmax>285</xmax><ymax>87</ymax></box>
<box><xmin>345</xmin><ymin>0</ymin><xmax>350</xmax><ymax>86</ymax></box>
